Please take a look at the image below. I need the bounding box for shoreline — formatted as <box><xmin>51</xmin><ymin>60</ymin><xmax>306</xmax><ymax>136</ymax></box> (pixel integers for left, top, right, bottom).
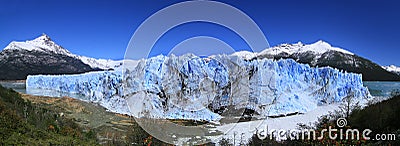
<box><xmin>0</xmin><ymin>80</ymin><xmax>26</xmax><ymax>83</ymax></box>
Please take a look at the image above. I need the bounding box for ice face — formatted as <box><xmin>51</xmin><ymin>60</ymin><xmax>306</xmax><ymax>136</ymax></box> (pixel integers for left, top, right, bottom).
<box><xmin>26</xmin><ymin>54</ymin><xmax>370</xmax><ymax>122</ymax></box>
<box><xmin>27</xmin><ymin>71</ymin><xmax>131</xmax><ymax>115</ymax></box>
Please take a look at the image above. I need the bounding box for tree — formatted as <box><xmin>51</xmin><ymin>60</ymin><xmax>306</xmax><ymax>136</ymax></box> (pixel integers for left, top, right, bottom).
<box><xmin>339</xmin><ymin>88</ymin><xmax>360</xmax><ymax>119</ymax></box>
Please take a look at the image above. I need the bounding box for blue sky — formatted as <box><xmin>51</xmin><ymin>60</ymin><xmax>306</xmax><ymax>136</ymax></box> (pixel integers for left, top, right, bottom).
<box><xmin>1</xmin><ymin>0</ymin><xmax>399</xmax><ymax>66</ymax></box>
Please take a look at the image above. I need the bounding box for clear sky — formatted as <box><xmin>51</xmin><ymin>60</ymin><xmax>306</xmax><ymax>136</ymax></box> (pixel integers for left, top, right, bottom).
<box><xmin>1</xmin><ymin>0</ymin><xmax>399</xmax><ymax>66</ymax></box>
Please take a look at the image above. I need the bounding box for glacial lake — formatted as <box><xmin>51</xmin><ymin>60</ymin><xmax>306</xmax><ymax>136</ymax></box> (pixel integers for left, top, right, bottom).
<box><xmin>1</xmin><ymin>81</ymin><xmax>400</xmax><ymax>98</ymax></box>
<box><xmin>363</xmin><ymin>81</ymin><xmax>400</xmax><ymax>97</ymax></box>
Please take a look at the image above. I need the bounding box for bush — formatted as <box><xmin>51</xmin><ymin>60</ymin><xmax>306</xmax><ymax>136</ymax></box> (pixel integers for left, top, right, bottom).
<box><xmin>0</xmin><ymin>85</ymin><xmax>97</xmax><ymax>145</ymax></box>
<box><xmin>218</xmin><ymin>137</ymin><xmax>232</xmax><ymax>146</ymax></box>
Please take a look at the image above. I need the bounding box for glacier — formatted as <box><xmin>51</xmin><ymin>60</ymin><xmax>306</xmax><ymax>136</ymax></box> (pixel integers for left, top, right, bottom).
<box><xmin>27</xmin><ymin>54</ymin><xmax>371</xmax><ymax>122</ymax></box>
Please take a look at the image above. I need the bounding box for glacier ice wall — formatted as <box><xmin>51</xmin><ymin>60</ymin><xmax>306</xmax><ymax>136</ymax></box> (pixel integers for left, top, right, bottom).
<box><xmin>27</xmin><ymin>54</ymin><xmax>370</xmax><ymax>122</ymax></box>
<box><xmin>27</xmin><ymin>71</ymin><xmax>131</xmax><ymax>115</ymax></box>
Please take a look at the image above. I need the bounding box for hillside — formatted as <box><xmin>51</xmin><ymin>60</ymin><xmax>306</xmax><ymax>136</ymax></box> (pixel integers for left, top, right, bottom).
<box><xmin>253</xmin><ymin>41</ymin><xmax>400</xmax><ymax>81</ymax></box>
<box><xmin>0</xmin><ymin>85</ymin><xmax>98</xmax><ymax>145</ymax></box>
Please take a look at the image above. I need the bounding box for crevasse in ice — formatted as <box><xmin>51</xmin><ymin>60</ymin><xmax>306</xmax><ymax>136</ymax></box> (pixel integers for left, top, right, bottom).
<box><xmin>27</xmin><ymin>54</ymin><xmax>370</xmax><ymax>122</ymax></box>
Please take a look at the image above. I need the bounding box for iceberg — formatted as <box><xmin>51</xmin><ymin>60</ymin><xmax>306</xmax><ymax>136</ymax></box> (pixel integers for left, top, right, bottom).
<box><xmin>27</xmin><ymin>54</ymin><xmax>371</xmax><ymax>122</ymax></box>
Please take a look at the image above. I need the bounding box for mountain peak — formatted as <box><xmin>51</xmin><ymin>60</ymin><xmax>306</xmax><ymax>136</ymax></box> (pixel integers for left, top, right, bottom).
<box><xmin>3</xmin><ymin>33</ymin><xmax>72</xmax><ymax>56</ymax></box>
<box><xmin>311</xmin><ymin>40</ymin><xmax>332</xmax><ymax>48</ymax></box>
<box><xmin>316</xmin><ymin>40</ymin><xmax>326</xmax><ymax>43</ymax></box>
<box><xmin>295</xmin><ymin>41</ymin><xmax>304</xmax><ymax>46</ymax></box>
<box><xmin>31</xmin><ymin>33</ymin><xmax>52</xmax><ymax>42</ymax></box>
<box><xmin>305</xmin><ymin>40</ymin><xmax>354</xmax><ymax>55</ymax></box>
<box><xmin>2</xmin><ymin>34</ymin><xmax>129</xmax><ymax>71</ymax></box>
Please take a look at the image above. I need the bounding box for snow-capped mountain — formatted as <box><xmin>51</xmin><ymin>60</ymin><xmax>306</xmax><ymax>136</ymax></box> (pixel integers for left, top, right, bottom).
<box><xmin>77</xmin><ymin>56</ymin><xmax>122</xmax><ymax>70</ymax></box>
<box><xmin>232</xmin><ymin>40</ymin><xmax>400</xmax><ymax>81</ymax></box>
<box><xmin>3</xmin><ymin>34</ymin><xmax>128</xmax><ymax>70</ymax></box>
<box><xmin>259</xmin><ymin>40</ymin><xmax>353</xmax><ymax>57</ymax></box>
<box><xmin>5</xmin><ymin>34</ymin><xmax>73</xmax><ymax>55</ymax></box>
<box><xmin>383</xmin><ymin>65</ymin><xmax>400</xmax><ymax>75</ymax></box>
<box><xmin>1</xmin><ymin>34</ymin><xmax>398</xmax><ymax>81</ymax></box>
<box><xmin>0</xmin><ymin>34</ymin><xmax>134</xmax><ymax>80</ymax></box>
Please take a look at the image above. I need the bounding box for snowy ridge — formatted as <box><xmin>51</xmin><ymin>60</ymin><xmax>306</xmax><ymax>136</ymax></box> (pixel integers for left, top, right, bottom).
<box><xmin>3</xmin><ymin>34</ymin><xmax>352</xmax><ymax>71</ymax></box>
<box><xmin>231</xmin><ymin>51</ymin><xmax>257</xmax><ymax>60</ymax></box>
<box><xmin>383</xmin><ymin>65</ymin><xmax>400</xmax><ymax>75</ymax></box>
<box><xmin>5</xmin><ymin>34</ymin><xmax>73</xmax><ymax>56</ymax></box>
<box><xmin>3</xmin><ymin>34</ymin><xmax>132</xmax><ymax>70</ymax></box>
<box><xmin>27</xmin><ymin>54</ymin><xmax>371</xmax><ymax>122</ymax></box>
<box><xmin>77</xmin><ymin>56</ymin><xmax>119</xmax><ymax>69</ymax></box>
<box><xmin>260</xmin><ymin>40</ymin><xmax>353</xmax><ymax>55</ymax></box>
<box><xmin>231</xmin><ymin>40</ymin><xmax>354</xmax><ymax>60</ymax></box>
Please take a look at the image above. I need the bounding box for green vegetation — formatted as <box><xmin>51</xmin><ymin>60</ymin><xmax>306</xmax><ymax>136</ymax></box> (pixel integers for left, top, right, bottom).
<box><xmin>0</xmin><ymin>85</ymin><xmax>98</xmax><ymax>145</ymax></box>
<box><xmin>0</xmin><ymin>85</ymin><xmax>173</xmax><ymax>145</ymax></box>
<box><xmin>2</xmin><ymin>83</ymin><xmax>398</xmax><ymax>145</ymax></box>
<box><xmin>349</xmin><ymin>94</ymin><xmax>400</xmax><ymax>145</ymax></box>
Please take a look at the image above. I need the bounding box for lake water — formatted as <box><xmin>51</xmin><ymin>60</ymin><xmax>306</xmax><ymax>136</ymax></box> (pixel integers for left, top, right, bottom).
<box><xmin>0</xmin><ymin>81</ymin><xmax>26</xmax><ymax>92</ymax></box>
<box><xmin>1</xmin><ymin>81</ymin><xmax>399</xmax><ymax>98</ymax></box>
<box><xmin>363</xmin><ymin>81</ymin><xmax>400</xmax><ymax>97</ymax></box>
